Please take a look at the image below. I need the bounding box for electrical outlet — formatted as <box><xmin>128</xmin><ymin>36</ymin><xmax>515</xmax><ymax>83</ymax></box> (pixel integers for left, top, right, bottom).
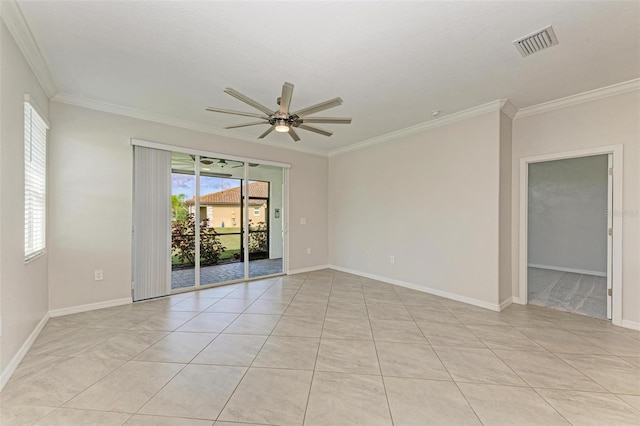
<box><xmin>365</xmin><ymin>251</ymin><xmax>370</xmax><ymax>257</ymax></box>
<box><xmin>390</xmin><ymin>256</ymin><xmax>395</xmax><ymax>264</ymax></box>
<box><xmin>306</xmin><ymin>248</ymin><xmax>312</xmax><ymax>254</ymax></box>
<box><xmin>94</xmin><ymin>270</ymin><xmax>104</xmax><ymax>281</ymax></box>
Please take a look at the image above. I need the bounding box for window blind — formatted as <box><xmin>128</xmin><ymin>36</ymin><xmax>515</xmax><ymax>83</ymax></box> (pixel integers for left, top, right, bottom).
<box><xmin>24</xmin><ymin>101</ymin><xmax>48</xmax><ymax>261</ymax></box>
<box><xmin>132</xmin><ymin>145</ymin><xmax>172</xmax><ymax>300</ymax></box>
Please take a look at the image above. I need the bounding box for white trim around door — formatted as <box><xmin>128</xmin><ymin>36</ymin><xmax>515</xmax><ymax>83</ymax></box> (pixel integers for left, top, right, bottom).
<box><xmin>518</xmin><ymin>145</ymin><xmax>623</xmax><ymax>327</ymax></box>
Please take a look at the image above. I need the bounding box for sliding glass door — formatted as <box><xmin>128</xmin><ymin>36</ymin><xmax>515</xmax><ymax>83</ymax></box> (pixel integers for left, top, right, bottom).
<box><xmin>169</xmin><ymin>150</ymin><xmax>285</xmax><ymax>291</ymax></box>
<box><xmin>198</xmin><ymin>158</ymin><xmax>245</xmax><ymax>286</ymax></box>
<box><xmin>248</xmin><ymin>164</ymin><xmax>284</xmax><ymax>278</ymax></box>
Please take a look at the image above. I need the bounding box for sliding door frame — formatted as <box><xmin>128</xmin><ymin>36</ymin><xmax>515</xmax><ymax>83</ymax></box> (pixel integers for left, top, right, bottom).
<box><xmin>131</xmin><ymin>138</ymin><xmax>290</xmax><ymax>293</ymax></box>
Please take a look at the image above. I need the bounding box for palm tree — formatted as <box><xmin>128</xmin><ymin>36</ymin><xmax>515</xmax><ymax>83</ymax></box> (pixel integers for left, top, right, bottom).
<box><xmin>171</xmin><ymin>194</ymin><xmax>188</xmax><ymax>222</ymax></box>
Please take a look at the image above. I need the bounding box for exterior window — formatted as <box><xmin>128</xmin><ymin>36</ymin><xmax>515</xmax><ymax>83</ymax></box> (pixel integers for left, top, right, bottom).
<box><xmin>253</xmin><ymin>207</ymin><xmax>261</xmax><ymax>216</ymax></box>
<box><xmin>24</xmin><ymin>100</ymin><xmax>48</xmax><ymax>261</ymax></box>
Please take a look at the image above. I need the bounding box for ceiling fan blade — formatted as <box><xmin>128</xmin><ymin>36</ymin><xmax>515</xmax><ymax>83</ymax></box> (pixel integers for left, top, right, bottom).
<box><xmin>224</xmin><ymin>87</ymin><xmax>274</xmax><ymax>116</ymax></box>
<box><xmin>258</xmin><ymin>125</ymin><xmax>276</xmax><ymax>139</ymax></box>
<box><xmin>224</xmin><ymin>121</ymin><xmax>268</xmax><ymax>129</ymax></box>
<box><xmin>298</xmin><ymin>124</ymin><xmax>333</xmax><ymax>137</ymax></box>
<box><xmin>299</xmin><ymin>117</ymin><xmax>352</xmax><ymax>124</ymax></box>
<box><xmin>205</xmin><ymin>107</ymin><xmax>268</xmax><ymax>119</ymax></box>
<box><xmin>293</xmin><ymin>97</ymin><xmax>343</xmax><ymax>117</ymax></box>
<box><xmin>172</xmin><ymin>169</ymin><xmax>232</xmax><ymax>178</ymax></box>
<box><xmin>232</xmin><ymin>163</ymin><xmax>259</xmax><ymax>168</ymax></box>
<box><xmin>288</xmin><ymin>128</ymin><xmax>301</xmax><ymax>142</ymax></box>
<box><xmin>201</xmin><ymin>172</ymin><xmax>233</xmax><ymax>178</ymax></box>
<box><xmin>279</xmin><ymin>82</ymin><xmax>294</xmax><ymax>115</ymax></box>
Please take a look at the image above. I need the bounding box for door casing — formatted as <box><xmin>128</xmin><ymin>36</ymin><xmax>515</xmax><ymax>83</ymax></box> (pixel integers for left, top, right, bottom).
<box><xmin>517</xmin><ymin>145</ymin><xmax>623</xmax><ymax>326</ymax></box>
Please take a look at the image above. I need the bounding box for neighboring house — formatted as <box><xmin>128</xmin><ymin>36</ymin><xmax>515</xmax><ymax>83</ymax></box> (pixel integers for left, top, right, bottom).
<box><xmin>186</xmin><ymin>181</ymin><xmax>268</xmax><ymax>228</ymax></box>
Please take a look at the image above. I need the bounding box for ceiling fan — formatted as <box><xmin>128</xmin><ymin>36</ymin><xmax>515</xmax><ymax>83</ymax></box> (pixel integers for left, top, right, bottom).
<box><xmin>189</xmin><ymin>156</ymin><xmax>257</xmax><ymax>168</ymax></box>
<box><xmin>206</xmin><ymin>82</ymin><xmax>352</xmax><ymax>142</ymax></box>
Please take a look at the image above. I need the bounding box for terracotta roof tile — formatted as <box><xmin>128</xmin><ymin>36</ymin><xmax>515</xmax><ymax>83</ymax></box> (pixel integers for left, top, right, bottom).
<box><xmin>187</xmin><ymin>181</ymin><xmax>268</xmax><ymax>205</ymax></box>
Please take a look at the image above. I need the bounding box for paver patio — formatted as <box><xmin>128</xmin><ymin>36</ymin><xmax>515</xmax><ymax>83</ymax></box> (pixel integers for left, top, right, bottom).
<box><xmin>172</xmin><ymin>258</ymin><xmax>283</xmax><ymax>289</ymax></box>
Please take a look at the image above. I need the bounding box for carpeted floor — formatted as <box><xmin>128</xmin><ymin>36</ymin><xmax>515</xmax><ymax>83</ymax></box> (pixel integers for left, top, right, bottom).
<box><xmin>527</xmin><ymin>267</ymin><xmax>608</xmax><ymax>320</ymax></box>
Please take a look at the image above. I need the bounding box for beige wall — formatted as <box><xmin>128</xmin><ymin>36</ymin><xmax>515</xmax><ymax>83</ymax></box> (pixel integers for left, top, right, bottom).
<box><xmin>0</xmin><ymin>21</ymin><xmax>50</xmax><ymax>374</ymax></box>
<box><xmin>512</xmin><ymin>90</ymin><xmax>640</xmax><ymax>325</ymax></box>
<box><xmin>48</xmin><ymin>102</ymin><xmax>328</xmax><ymax>311</ymax></box>
<box><xmin>329</xmin><ymin>111</ymin><xmax>503</xmax><ymax>309</ymax></box>
<box><xmin>499</xmin><ymin>112</ymin><xmax>513</xmax><ymax>304</ymax></box>
<box><xmin>527</xmin><ymin>155</ymin><xmax>608</xmax><ymax>274</ymax></box>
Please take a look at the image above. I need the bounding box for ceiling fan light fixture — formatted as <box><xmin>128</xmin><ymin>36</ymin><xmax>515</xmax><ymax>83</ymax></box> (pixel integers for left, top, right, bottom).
<box><xmin>274</xmin><ymin>119</ymin><xmax>289</xmax><ymax>133</ymax></box>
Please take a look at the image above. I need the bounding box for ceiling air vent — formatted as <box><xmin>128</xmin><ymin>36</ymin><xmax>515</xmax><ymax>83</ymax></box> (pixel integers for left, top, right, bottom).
<box><xmin>513</xmin><ymin>25</ymin><xmax>558</xmax><ymax>57</ymax></box>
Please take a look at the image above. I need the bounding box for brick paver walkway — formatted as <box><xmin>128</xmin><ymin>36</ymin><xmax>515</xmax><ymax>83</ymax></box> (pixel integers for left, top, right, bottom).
<box><xmin>171</xmin><ymin>258</ymin><xmax>283</xmax><ymax>289</ymax></box>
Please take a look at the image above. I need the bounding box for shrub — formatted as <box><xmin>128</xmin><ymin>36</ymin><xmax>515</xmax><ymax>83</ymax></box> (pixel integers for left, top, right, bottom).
<box><xmin>172</xmin><ymin>213</ymin><xmax>226</xmax><ymax>266</ymax></box>
<box><xmin>249</xmin><ymin>220</ymin><xmax>268</xmax><ymax>253</ymax></box>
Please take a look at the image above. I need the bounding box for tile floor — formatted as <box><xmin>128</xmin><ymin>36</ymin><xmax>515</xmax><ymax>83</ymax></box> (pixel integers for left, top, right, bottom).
<box><xmin>1</xmin><ymin>269</ymin><xmax>639</xmax><ymax>425</ymax></box>
<box><xmin>528</xmin><ymin>267</ymin><xmax>608</xmax><ymax>319</ymax></box>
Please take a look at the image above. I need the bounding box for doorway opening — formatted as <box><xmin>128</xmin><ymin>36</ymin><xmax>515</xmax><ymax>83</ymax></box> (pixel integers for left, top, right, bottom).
<box><xmin>519</xmin><ymin>145</ymin><xmax>623</xmax><ymax>326</ymax></box>
<box><xmin>527</xmin><ymin>155</ymin><xmax>609</xmax><ymax>319</ymax></box>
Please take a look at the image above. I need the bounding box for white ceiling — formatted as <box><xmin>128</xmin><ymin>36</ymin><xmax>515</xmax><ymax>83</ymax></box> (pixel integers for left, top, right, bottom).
<box><xmin>16</xmin><ymin>1</ymin><xmax>640</xmax><ymax>153</ymax></box>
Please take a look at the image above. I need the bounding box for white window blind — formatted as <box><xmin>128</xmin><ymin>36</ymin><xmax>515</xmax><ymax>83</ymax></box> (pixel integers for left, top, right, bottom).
<box><xmin>132</xmin><ymin>146</ymin><xmax>171</xmax><ymax>301</ymax></box>
<box><xmin>24</xmin><ymin>100</ymin><xmax>48</xmax><ymax>261</ymax></box>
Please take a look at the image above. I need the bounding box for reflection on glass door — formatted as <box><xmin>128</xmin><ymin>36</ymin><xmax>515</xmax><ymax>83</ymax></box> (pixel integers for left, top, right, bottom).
<box><xmin>171</xmin><ymin>153</ymin><xmax>196</xmax><ymax>290</ymax></box>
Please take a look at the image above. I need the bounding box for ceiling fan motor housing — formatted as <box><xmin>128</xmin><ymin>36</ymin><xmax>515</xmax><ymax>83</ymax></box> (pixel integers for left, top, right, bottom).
<box><xmin>269</xmin><ymin>114</ymin><xmax>299</xmax><ymax>127</ymax></box>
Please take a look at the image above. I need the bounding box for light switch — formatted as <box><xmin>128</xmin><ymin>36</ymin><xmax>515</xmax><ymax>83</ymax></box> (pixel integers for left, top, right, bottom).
<box><xmin>300</xmin><ymin>218</ymin><xmax>307</xmax><ymax>225</ymax></box>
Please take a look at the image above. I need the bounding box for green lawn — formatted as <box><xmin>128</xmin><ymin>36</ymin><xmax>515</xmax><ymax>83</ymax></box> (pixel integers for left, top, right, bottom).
<box><xmin>171</xmin><ymin>227</ymin><xmax>265</xmax><ymax>265</ymax></box>
<box><xmin>172</xmin><ymin>228</ymin><xmax>241</xmax><ymax>265</ymax></box>
<box><xmin>215</xmin><ymin>228</ymin><xmax>241</xmax><ymax>256</ymax></box>
<box><xmin>215</xmin><ymin>227</ymin><xmax>241</xmax><ymax>234</ymax></box>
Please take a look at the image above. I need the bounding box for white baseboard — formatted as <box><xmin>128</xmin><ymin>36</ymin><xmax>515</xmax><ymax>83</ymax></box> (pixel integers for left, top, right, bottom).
<box><xmin>0</xmin><ymin>313</ymin><xmax>49</xmax><ymax>392</ymax></box>
<box><xmin>499</xmin><ymin>298</ymin><xmax>513</xmax><ymax>311</ymax></box>
<box><xmin>528</xmin><ymin>264</ymin><xmax>606</xmax><ymax>277</ymax></box>
<box><xmin>329</xmin><ymin>265</ymin><xmax>501</xmax><ymax>312</ymax></box>
<box><xmin>288</xmin><ymin>264</ymin><xmax>330</xmax><ymax>275</ymax></box>
<box><xmin>48</xmin><ymin>297</ymin><xmax>132</xmax><ymax>318</ymax></box>
<box><xmin>621</xmin><ymin>319</ymin><xmax>640</xmax><ymax>331</ymax></box>
<box><xmin>512</xmin><ymin>296</ymin><xmax>524</xmax><ymax>305</ymax></box>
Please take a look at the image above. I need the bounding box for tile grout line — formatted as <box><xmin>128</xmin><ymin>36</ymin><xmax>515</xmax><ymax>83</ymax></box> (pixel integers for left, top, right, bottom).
<box><xmin>131</xmin><ymin>277</ymin><xmax>278</xmax><ymax>422</ymax></box>
<box><xmin>301</xmin><ymin>272</ymin><xmax>333</xmax><ymax>426</ymax></box>
<box><xmin>9</xmin><ymin>270</ymin><xmax>639</xmax><ymax>425</ymax></box>
<box><xmin>458</xmin><ymin>318</ymin><xmax>578</xmax><ymax>423</ymax></box>
<box><xmin>365</xmin><ymin>278</ymin><xmax>397</xmax><ymax>426</ymax></box>
<box><xmin>529</xmin><ymin>386</ymin><xmax>574</xmax><ymax>425</ymax></box>
<box><xmin>425</xmin><ymin>350</ymin><xmax>485</xmax><ymax>425</ymax></box>
<box><xmin>394</xmin><ymin>285</ymin><xmax>485</xmax><ymax>426</ymax></box>
<box><xmin>213</xmin><ymin>274</ymin><xmax>307</xmax><ymax>424</ymax></box>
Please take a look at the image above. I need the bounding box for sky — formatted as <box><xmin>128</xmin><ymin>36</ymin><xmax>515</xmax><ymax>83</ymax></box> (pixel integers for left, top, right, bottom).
<box><xmin>172</xmin><ymin>174</ymin><xmax>240</xmax><ymax>200</ymax></box>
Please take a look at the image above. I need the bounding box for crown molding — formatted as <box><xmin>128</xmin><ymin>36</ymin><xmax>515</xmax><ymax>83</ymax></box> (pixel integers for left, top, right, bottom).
<box><xmin>499</xmin><ymin>99</ymin><xmax>518</xmax><ymax>119</ymax></box>
<box><xmin>52</xmin><ymin>93</ymin><xmax>328</xmax><ymax>157</ymax></box>
<box><xmin>515</xmin><ymin>78</ymin><xmax>640</xmax><ymax>119</ymax></box>
<box><xmin>328</xmin><ymin>99</ymin><xmax>508</xmax><ymax>157</ymax></box>
<box><xmin>1</xmin><ymin>0</ymin><xmax>58</xmax><ymax>98</ymax></box>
